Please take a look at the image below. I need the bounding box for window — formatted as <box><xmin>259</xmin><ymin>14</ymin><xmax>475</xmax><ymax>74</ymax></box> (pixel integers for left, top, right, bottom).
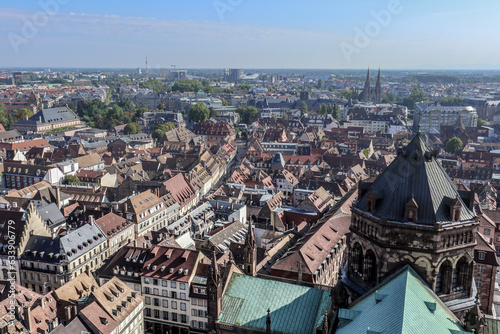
<box><xmin>477</xmin><ymin>279</ymin><xmax>483</xmax><ymax>289</ymax></box>
<box><xmin>145</xmin><ymin>308</ymin><xmax>152</xmax><ymax>317</ymax></box>
<box><xmin>484</xmin><ymin>229</ymin><xmax>491</xmax><ymax>235</ymax></box>
<box><xmin>143</xmin><ymin>287</ymin><xmax>150</xmax><ymax>294</ymax></box>
<box><xmin>180</xmin><ymin>303</ymin><xmax>186</xmax><ymax>311</ymax></box>
<box><xmin>497</xmin><ymin>235</ymin><xmax>500</xmax><ymax>242</ymax></box>
<box><xmin>154</xmin><ymin>298</ymin><xmax>160</xmax><ymax>307</ymax></box>
<box><xmin>145</xmin><ymin>297</ymin><xmax>151</xmax><ymax>305</ymax></box>
<box><xmin>163</xmin><ymin>311</ymin><xmax>169</xmax><ymax>320</ymax></box>
<box><xmin>153</xmin><ymin>279</ymin><xmax>158</xmax><ymax>285</ymax></box>
<box><xmin>162</xmin><ymin>280</ymin><xmax>167</xmax><ymax>287</ymax></box>
<box><xmin>180</xmin><ymin>293</ymin><xmax>186</xmax><ymax>300</ymax></box>
<box><xmin>172</xmin><ymin>313</ymin><xmax>178</xmax><ymax>322</ymax></box>
<box><xmin>154</xmin><ymin>309</ymin><xmax>160</xmax><ymax>319</ymax></box>
<box><xmin>198</xmin><ymin>299</ymin><xmax>203</xmax><ymax>306</ymax></box>
<box><xmin>477</xmin><ymin>265</ymin><xmax>484</xmax><ymax>274</ymax></box>
<box><xmin>163</xmin><ymin>299</ymin><xmax>168</xmax><ymax>308</ymax></box>
<box><xmin>191</xmin><ymin>299</ymin><xmax>197</xmax><ymax>306</ymax></box>
<box><xmin>181</xmin><ymin>314</ymin><xmax>187</xmax><ymax>324</ymax></box>
<box><xmin>191</xmin><ymin>309</ymin><xmax>197</xmax><ymax>316</ymax></box>
<box><xmin>144</xmin><ymin>278</ymin><xmax>150</xmax><ymax>284</ymax></box>
<box><xmin>180</xmin><ymin>283</ymin><xmax>186</xmax><ymax>290</ymax></box>
<box><xmin>171</xmin><ymin>301</ymin><xmax>177</xmax><ymax>309</ymax></box>
<box><xmin>171</xmin><ymin>291</ymin><xmax>177</xmax><ymax>299</ymax></box>
<box><xmin>171</xmin><ymin>282</ymin><xmax>176</xmax><ymax>289</ymax></box>
<box><xmin>153</xmin><ymin>288</ymin><xmax>159</xmax><ymax>295</ymax></box>
<box><xmin>162</xmin><ymin>289</ymin><xmax>168</xmax><ymax>297</ymax></box>
<box><xmin>478</xmin><ymin>252</ymin><xmax>486</xmax><ymax>260</ymax></box>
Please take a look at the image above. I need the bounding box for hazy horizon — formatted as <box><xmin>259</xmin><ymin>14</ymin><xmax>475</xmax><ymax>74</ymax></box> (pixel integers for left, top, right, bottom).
<box><xmin>1</xmin><ymin>0</ymin><xmax>500</xmax><ymax>70</ymax></box>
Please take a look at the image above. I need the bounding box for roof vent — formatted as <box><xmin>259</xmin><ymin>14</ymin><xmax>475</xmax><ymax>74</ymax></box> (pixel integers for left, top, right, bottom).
<box><xmin>425</xmin><ymin>301</ymin><xmax>436</xmax><ymax>313</ymax></box>
<box><xmin>374</xmin><ymin>292</ymin><xmax>387</xmax><ymax>304</ymax></box>
<box><xmin>169</xmin><ymin>268</ymin><xmax>174</xmax><ymax>274</ymax></box>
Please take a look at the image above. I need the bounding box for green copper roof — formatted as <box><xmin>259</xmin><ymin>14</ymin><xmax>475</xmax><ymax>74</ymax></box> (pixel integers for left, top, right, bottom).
<box><xmin>219</xmin><ymin>273</ymin><xmax>331</xmax><ymax>334</ymax></box>
<box><xmin>337</xmin><ymin>265</ymin><xmax>471</xmax><ymax>334</ymax></box>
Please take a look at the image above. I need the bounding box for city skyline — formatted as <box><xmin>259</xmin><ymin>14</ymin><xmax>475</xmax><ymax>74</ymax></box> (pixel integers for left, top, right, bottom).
<box><xmin>1</xmin><ymin>0</ymin><xmax>500</xmax><ymax>69</ymax></box>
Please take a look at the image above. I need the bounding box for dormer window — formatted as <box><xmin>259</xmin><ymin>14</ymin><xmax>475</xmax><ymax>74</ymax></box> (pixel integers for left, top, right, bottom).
<box><xmin>366</xmin><ymin>190</ymin><xmax>376</xmax><ymax>213</ymax></box>
<box><xmin>404</xmin><ymin>194</ymin><xmax>418</xmax><ymax>223</ymax></box>
<box><xmin>450</xmin><ymin>195</ymin><xmax>462</xmax><ymax>222</ymax></box>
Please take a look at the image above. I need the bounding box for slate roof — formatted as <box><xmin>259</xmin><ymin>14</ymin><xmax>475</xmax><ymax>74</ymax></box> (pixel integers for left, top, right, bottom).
<box><xmin>219</xmin><ymin>273</ymin><xmax>330</xmax><ymax>334</ymax></box>
<box><xmin>37</xmin><ymin>203</ymin><xmax>66</xmax><ymax>227</ymax></box>
<box><xmin>336</xmin><ymin>265</ymin><xmax>470</xmax><ymax>334</ymax></box>
<box><xmin>355</xmin><ymin>133</ymin><xmax>476</xmax><ymax>225</ymax></box>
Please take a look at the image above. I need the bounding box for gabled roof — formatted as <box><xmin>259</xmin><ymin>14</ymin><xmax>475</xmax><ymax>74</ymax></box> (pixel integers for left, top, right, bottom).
<box><xmin>355</xmin><ymin>133</ymin><xmax>475</xmax><ymax>225</ymax></box>
<box><xmin>336</xmin><ymin>265</ymin><xmax>470</xmax><ymax>334</ymax></box>
<box><xmin>219</xmin><ymin>273</ymin><xmax>331</xmax><ymax>334</ymax></box>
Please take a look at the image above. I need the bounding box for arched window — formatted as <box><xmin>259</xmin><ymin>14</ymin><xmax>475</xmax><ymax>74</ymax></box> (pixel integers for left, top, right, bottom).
<box><xmin>436</xmin><ymin>260</ymin><xmax>452</xmax><ymax>294</ymax></box>
<box><xmin>454</xmin><ymin>257</ymin><xmax>471</xmax><ymax>292</ymax></box>
<box><xmin>351</xmin><ymin>243</ymin><xmax>364</xmax><ymax>276</ymax></box>
<box><xmin>364</xmin><ymin>250</ymin><xmax>377</xmax><ymax>282</ymax></box>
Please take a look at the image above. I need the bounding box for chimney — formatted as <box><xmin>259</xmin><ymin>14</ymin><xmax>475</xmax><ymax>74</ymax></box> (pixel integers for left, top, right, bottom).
<box><xmin>204</xmin><ymin>212</ymin><xmax>207</xmax><ymax>224</ymax></box>
<box><xmin>41</xmin><ymin>297</ymin><xmax>46</xmax><ymax>309</ymax></box>
<box><xmin>85</xmin><ymin>265</ymin><xmax>91</xmax><ymax>277</ymax></box>
<box><xmin>24</xmin><ymin>306</ymin><xmax>32</xmax><ymax>331</ymax></box>
<box><xmin>124</xmin><ymin>203</ymin><xmax>128</xmax><ymax>212</ymax></box>
<box><xmin>72</xmin><ymin>305</ymin><xmax>78</xmax><ymax>319</ymax></box>
<box><xmin>216</xmin><ymin>201</ymin><xmax>219</xmax><ymax>210</ymax></box>
<box><xmin>56</xmin><ymin>187</ymin><xmax>61</xmax><ymax>210</ymax></box>
<box><xmin>89</xmin><ymin>215</ymin><xmax>95</xmax><ymax>226</ymax></box>
<box><xmin>133</xmin><ymin>240</ymin><xmax>137</xmax><ymax>247</ymax></box>
<box><xmin>64</xmin><ymin>306</ymin><xmax>71</xmax><ymax>322</ymax></box>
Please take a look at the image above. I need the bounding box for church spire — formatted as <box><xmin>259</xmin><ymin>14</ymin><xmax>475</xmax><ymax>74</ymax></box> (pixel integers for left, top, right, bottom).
<box><xmin>363</xmin><ymin>67</ymin><xmax>371</xmax><ymax>102</ymax></box>
<box><xmin>374</xmin><ymin>68</ymin><xmax>382</xmax><ymax>103</ymax></box>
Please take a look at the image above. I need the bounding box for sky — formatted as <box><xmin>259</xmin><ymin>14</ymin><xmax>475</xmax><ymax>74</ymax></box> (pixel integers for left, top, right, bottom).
<box><xmin>0</xmin><ymin>0</ymin><xmax>499</xmax><ymax>69</ymax></box>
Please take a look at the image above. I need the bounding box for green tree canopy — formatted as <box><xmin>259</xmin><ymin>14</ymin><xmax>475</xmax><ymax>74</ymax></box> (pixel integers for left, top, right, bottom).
<box><xmin>63</xmin><ymin>174</ymin><xmax>81</xmax><ymax>185</ymax></box>
<box><xmin>139</xmin><ymin>79</ymin><xmax>167</xmax><ymax>95</ymax></box>
<box><xmin>152</xmin><ymin>122</ymin><xmax>175</xmax><ymax>141</ymax></box>
<box><xmin>332</xmin><ymin>103</ymin><xmax>340</xmax><ymax>120</ymax></box>
<box><xmin>445</xmin><ymin>137</ymin><xmax>463</xmax><ymax>154</ymax></box>
<box><xmin>478</xmin><ymin>118</ymin><xmax>487</xmax><ymax>127</ymax></box>
<box><xmin>188</xmin><ymin>103</ymin><xmax>210</xmax><ymax>123</ymax></box>
<box><xmin>235</xmin><ymin>106</ymin><xmax>259</xmax><ymax>124</ymax></box>
<box><xmin>319</xmin><ymin>103</ymin><xmax>327</xmax><ymax>114</ymax></box>
<box><xmin>300</xmin><ymin>101</ymin><xmax>308</xmax><ymax>116</ymax></box>
<box><xmin>171</xmin><ymin>80</ymin><xmax>203</xmax><ymax>93</ymax></box>
<box><xmin>402</xmin><ymin>86</ymin><xmax>429</xmax><ymax>110</ymax></box>
<box><xmin>124</xmin><ymin>122</ymin><xmax>141</xmax><ymax>135</ymax></box>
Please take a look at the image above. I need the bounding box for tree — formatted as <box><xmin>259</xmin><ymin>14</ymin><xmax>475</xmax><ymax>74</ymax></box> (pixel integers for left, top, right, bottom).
<box><xmin>139</xmin><ymin>79</ymin><xmax>167</xmax><ymax>95</ymax></box>
<box><xmin>171</xmin><ymin>80</ymin><xmax>203</xmax><ymax>93</ymax></box>
<box><xmin>445</xmin><ymin>137</ymin><xmax>463</xmax><ymax>154</ymax></box>
<box><xmin>220</xmin><ymin>97</ymin><xmax>229</xmax><ymax>106</ymax></box>
<box><xmin>238</xmin><ymin>84</ymin><xmax>252</xmax><ymax>91</ymax></box>
<box><xmin>478</xmin><ymin>118</ymin><xmax>487</xmax><ymax>127</ymax></box>
<box><xmin>339</xmin><ymin>89</ymin><xmax>353</xmax><ymax>99</ymax></box>
<box><xmin>300</xmin><ymin>101</ymin><xmax>308</xmax><ymax>116</ymax></box>
<box><xmin>188</xmin><ymin>103</ymin><xmax>210</xmax><ymax>123</ymax></box>
<box><xmin>63</xmin><ymin>175</ymin><xmax>80</xmax><ymax>186</ymax></box>
<box><xmin>209</xmin><ymin>107</ymin><xmax>218</xmax><ymax>118</ymax></box>
<box><xmin>332</xmin><ymin>104</ymin><xmax>340</xmax><ymax>120</ymax></box>
<box><xmin>319</xmin><ymin>103</ymin><xmax>327</xmax><ymax>114</ymax></box>
<box><xmin>382</xmin><ymin>92</ymin><xmax>397</xmax><ymax>104</ymax></box>
<box><xmin>152</xmin><ymin>122</ymin><xmax>175</xmax><ymax>141</ymax></box>
<box><xmin>317</xmin><ymin>79</ymin><xmax>323</xmax><ymax>89</ymax></box>
<box><xmin>402</xmin><ymin>86</ymin><xmax>429</xmax><ymax>110</ymax></box>
<box><xmin>236</xmin><ymin>106</ymin><xmax>259</xmax><ymax>124</ymax></box>
<box><xmin>124</xmin><ymin>122</ymin><xmax>141</xmax><ymax>135</ymax></box>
